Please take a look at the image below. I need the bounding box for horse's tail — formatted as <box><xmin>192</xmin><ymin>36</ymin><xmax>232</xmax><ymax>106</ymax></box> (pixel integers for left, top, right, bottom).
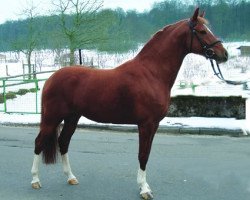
<box><xmin>41</xmin><ymin>125</ymin><xmax>59</xmax><ymax>164</ymax></box>
<box><xmin>37</xmin><ymin>103</ymin><xmax>60</xmax><ymax>164</ymax></box>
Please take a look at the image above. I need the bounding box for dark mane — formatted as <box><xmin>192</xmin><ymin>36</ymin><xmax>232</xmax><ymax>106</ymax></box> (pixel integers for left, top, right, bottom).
<box><xmin>143</xmin><ymin>17</ymin><xmax>208</xmax><ymax>52</ymax></box>
<box><xmin>198</xmin><ymin>16</ymin><xmax>209</xmax><ymax>25</ymax></box>
<box><xmin>137</xmin><ymin>23</ymin><xmax>175</xmax><ymax>57</ymax></box>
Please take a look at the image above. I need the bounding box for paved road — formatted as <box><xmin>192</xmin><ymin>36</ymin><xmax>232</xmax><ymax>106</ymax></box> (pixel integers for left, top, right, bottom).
<box><xmin>1</xmin><ymin>126</ymin><xmax>250</xmax><ymax>200</ymax></box>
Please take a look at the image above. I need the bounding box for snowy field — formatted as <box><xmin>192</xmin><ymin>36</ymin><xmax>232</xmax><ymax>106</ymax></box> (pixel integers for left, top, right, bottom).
<box><xmin>0</xmin><ymin>42</ymin><xmax>250</xmax><ymax>133</ymax></box>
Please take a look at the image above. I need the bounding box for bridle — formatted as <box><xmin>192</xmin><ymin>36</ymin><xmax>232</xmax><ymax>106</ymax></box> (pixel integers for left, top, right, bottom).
<box><xmin>189</xmin><ymin>20</ymin><xmax>221</xmax><ymax>59</ymax></box>
<box><xmin>188</xmin><ymin>20</ymin><xmax>246</xmax><ymax>85</ymax></box>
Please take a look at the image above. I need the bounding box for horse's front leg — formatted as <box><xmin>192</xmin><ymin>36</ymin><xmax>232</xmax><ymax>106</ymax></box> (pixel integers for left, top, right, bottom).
<box><xmin>137</xmin><ymin>121</ymin><xmax>159</xmax><ymax>200</ymax></box>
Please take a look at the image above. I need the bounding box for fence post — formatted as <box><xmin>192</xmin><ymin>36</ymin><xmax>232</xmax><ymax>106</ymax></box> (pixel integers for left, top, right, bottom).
<box><xmin>35</xmin><ymin>79</ymin><xmax>39</xmax><ymax>114</ymax></box>
<box><xmin>3</xmin><ymin>80</ymin><xmax>7</xmax><ymax>112</ymax></box>
<box><xmin>245</xmin><ymin>98</ymin><xmax>250</xmax><ymax>135</ymax></box>
<box><xmin>242</xmin><ymin>83</ymin><xmax>250</xmax><ymax>135</ymax></box>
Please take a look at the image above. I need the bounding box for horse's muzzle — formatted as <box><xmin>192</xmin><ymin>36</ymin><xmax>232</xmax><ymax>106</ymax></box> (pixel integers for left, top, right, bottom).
<box><xmin>215</xmin><ymin>49</ymin><xmax>228</xmax><ymax>63</ymax></box>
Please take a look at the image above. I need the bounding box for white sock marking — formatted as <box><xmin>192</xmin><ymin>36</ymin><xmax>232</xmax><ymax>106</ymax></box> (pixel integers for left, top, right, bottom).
<box><xmin>31</xmin><ymin>154</ymin><xmax>41</xmax><ymax>185</ymax></box>
<box><xmin>62</xmin><ymin>153</ymin><xmax>76</xmax><ymax>181</ymax></box>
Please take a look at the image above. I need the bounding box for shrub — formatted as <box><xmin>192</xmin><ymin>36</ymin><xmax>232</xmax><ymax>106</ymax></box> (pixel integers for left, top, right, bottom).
<box><xmin>29</xmin><ymin>88</ymin><xmax>37</xmax><ymax>93</ymax></box>
<box><xmin>5</xmin><ymin>92</ymin><xmax>16</xmax><ymax>100</ymax></box>
<box><xmin>17</xmin><ymin>89</ymin><xmax>29</xmax><ymax>95</ymax></box>
<box><xmin>0</xmin><ymin>94</ymin><xmax>3</xmax><ymax>103</ymax></box>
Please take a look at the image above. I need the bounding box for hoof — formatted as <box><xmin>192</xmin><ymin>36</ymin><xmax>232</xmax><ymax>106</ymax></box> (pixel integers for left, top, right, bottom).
<box><xmin>141</xmin><ymin>192</ymin><xmax>153</xmax><ymax>200</ymax></box>
<box><xmin>68</xmin><ymin>178</ymin><xmax>79</xmax><ymax>185</ymax></box>
<box><xmin>32</xmin><ymin>182</ymin><xmax>41</xmax><ymax>189</ymax></box>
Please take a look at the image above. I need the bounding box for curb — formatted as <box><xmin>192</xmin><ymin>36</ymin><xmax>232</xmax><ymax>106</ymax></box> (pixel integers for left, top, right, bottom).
<box><xmin>79</xmin><ymin>124</ymin><xmax>244</xmax><ymax>137</ymax></box>
<box><xmin>1</xmin><ymin>122</ymin><xmax>245</xmax><ymax>137</ymax></box>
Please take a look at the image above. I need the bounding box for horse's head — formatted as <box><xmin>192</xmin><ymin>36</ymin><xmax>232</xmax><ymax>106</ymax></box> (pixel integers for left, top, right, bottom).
<box><xmin>188</xmin><ymin>8</ymin><xmax>228</xmax><ymax>63</ymax></box>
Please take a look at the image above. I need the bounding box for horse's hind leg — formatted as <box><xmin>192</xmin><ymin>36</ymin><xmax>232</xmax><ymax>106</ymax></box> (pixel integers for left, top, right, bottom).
<box><xmin>31</xmin><ymin>121</ymin><xmax>61</xmax><ymax>189</ymax></box>
<box><xmin>58</xmin><ymin>115</ymin><xmax>80</xmax><ymax>185</ymax></box>
<box><xmin>31</xmin><ymin>154</ymin><xmax>42</xmax><ymax>189</ymax></box>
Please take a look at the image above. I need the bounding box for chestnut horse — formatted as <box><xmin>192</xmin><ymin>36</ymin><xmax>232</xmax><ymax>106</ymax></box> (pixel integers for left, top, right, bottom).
<box><xmin>31</xmin><ymin>8</ymin><xmax>228</xmax><ymax>199</ymax></box>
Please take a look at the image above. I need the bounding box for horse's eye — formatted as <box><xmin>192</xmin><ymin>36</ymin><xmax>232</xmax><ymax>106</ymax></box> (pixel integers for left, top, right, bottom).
<box><xmin>199</xmin><ymin>30</ymin><xmax>207</xmax><ymax>35</ymax></box>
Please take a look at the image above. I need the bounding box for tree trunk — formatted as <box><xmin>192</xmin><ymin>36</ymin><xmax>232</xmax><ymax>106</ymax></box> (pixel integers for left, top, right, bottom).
<box><xmin>27</xmin><ymin>51</ymin><xmax>32</xmax><ymax>80</ymax></box>
<box><xmin>69</xmin><ymin>48</ymin><xmax>75</xmax><ymax>66</ymax></box>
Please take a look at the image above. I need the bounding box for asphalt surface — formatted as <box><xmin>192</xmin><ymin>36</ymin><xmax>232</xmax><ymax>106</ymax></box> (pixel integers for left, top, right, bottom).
<box><xmin>0</xmin><ymin>125</ymin><xmax>250</xmax><ymax>200</ymax></box>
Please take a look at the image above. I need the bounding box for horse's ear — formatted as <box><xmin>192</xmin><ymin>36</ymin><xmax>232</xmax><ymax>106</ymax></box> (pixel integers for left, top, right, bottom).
<box><xmin>191</xmin><ymin>7</ymin><xmax>199</xmax><ymax>22</ymax></box>
<box><xmin>200</xmin><ymin>10</ymin><xmax>205</xmax><ymax>18</ymax></box>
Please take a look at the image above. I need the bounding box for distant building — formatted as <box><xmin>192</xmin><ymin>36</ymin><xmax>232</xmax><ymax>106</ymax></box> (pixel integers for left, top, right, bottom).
<box><xmin>0</xmin><ymin>54</ymin><xmax>6</xmax><ymax>63</ymax></box>
<box><xmin>237</xmin><ymin>46</ymin><xmax>250</xmax><ymax>56</ymax></box>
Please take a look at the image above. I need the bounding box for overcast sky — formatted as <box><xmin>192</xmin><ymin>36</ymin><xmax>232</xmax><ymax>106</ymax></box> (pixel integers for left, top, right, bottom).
<box><xmin>0</xmin><ymin>0</ymin><xmax>162</xmax><ymax>24</ymax></box>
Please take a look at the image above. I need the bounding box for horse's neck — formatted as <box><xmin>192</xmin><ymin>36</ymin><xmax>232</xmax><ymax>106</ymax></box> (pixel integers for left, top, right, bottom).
<box><xmin>136</xmin><ymin>23</ymin><xmax>188</xmax><ymax>88</ymax></box>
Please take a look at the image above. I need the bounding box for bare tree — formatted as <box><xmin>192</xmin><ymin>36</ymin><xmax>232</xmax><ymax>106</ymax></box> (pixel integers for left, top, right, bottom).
<box><xmin>13</xmin><ymin>0</ymin><xmax>39</xmax><ymax>79</ymax></box>
<box><xmin>52</xmin><ymin>0</ymin><xmax>104</xmax><ymax>65</ymax></box>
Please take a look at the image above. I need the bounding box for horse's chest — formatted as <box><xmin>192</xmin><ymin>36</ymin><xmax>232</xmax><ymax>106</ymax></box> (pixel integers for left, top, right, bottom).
<box><xmin>136</xmin><ymin>93</ymin><xmax>169</xmax><ymax>120</ymax></box>
<box><xmin>151</xmin><ymin>100</ymin><xmax>169</xmax><ymax>117</ymax></box>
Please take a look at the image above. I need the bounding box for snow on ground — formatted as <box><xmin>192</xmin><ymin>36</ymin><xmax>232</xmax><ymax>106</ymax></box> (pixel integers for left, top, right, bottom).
<box><xmin>0</xmin><ymin>42</ymin><xmax>250</xmax><ymax>133</ymax></box>
<box><xmin>0</xmin><ymin>112</ymin><xmax>248</xmax><ymax>135</ymax></box>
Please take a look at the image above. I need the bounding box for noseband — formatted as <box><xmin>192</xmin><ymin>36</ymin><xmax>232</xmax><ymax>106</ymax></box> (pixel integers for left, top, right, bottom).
<box><xmin>188</xmin><ymin>20</ymin><xmax>246</xmax><ymax>85</ymax></box>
